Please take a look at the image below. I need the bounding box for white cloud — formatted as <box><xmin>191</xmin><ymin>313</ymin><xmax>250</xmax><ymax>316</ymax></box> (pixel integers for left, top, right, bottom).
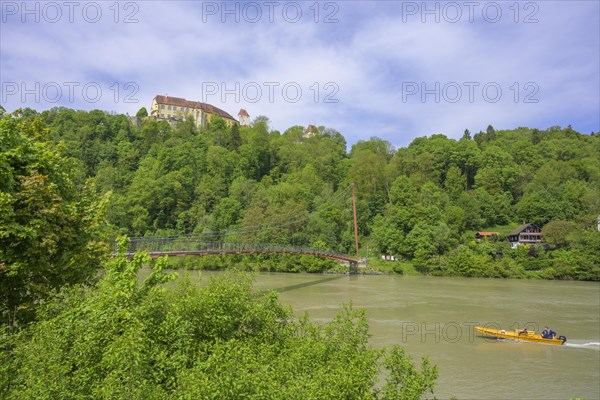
<box><xmin>1</xmin><ymin>1</ymin><xmax>598</xmax><ymax>144</ymax></box>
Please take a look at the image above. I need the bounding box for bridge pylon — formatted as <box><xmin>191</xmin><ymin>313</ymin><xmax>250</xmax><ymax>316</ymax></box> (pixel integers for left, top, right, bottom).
<box><xmin>348</xmin><ymin>261</ymin><xmax>358</xmax><ymax>275</ymax></box>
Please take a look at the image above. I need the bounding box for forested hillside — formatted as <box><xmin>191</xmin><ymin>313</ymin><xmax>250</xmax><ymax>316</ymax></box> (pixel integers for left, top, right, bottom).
<box><xmin>11</xmin><ymin>107</ymin><xmax>600</xmax><ymax>280</ymax></box>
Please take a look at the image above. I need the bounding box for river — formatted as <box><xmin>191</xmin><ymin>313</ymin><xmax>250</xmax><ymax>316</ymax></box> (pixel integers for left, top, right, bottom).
<box><xmin>160</xmin><ymin>271</ymin><xmax>600</xmax><ymax>399</ymax></box>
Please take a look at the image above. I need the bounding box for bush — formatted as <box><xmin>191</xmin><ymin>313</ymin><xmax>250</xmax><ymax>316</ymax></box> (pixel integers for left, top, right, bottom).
<box><xmin>2</xmin><ymin>242</ymin><xmax>438</xmax><ymax>399</ymax></box>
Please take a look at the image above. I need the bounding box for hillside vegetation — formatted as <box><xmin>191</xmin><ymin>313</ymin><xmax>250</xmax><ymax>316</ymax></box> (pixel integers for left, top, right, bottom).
<box><xmin>6</xmin><ymin>107</ymin><xmax>600</xmax><ymax>280</ymax></box>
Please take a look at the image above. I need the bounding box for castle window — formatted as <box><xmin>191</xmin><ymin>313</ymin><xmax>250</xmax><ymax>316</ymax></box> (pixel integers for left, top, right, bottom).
<box><xmin>168</xmin><ymin>105</ymin><xmax>172</xmax><ymax>110</ymax></box>
<box><xmin>160</xmin><ymin>105</ymin><xmax>165</xmax><ymax>109</ymax></box>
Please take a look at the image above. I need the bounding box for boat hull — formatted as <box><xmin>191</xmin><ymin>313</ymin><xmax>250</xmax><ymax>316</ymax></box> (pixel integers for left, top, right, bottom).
<box><xmin>475</xmin><ymin>326</ymin><xmax>566</xmax><ymax>345</ymax></box>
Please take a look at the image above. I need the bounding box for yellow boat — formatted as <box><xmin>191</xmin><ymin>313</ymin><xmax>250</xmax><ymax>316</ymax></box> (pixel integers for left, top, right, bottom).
<box><xmin>475</xmin><ymin>326</ymin><xmax>567</xmax><ymax>345</ymax></box>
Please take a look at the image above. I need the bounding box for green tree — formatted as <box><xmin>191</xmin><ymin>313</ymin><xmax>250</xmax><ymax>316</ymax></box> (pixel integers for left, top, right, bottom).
<box><xmin>239</xmin><ymin>122</ymin><xmax>272</xmax><ymax>181</ymax></box>
<box><xmin>135</xmin><ymin>107</ymin><xmax>148</xmax><ymax>119</ymax></box>
<box><xmin>347</xmin><ymin>147</ymin><xmax>388</xmax><ymax>218</ymax></box>
<box><xmin>229</xmin><ymin>122</ymin><xmax>243</xmax><ymax>151</ymax></box>
<box><xmin>370</xmin><ymin>214</ymin><xmax>404</xmax><ymax>255</ymax></box>
<box><xmin>516</xmin><ymin>187</ymin><xmax>572</xmax><ymax>226</ymax></box>
<box><xmin>0</xmin><ymin>113</ymin><xmax>108</xmax><ymax>327</ymax></box>
<box><xmin>531</xmin><ymin>128</ymin><xmax>542</xmax><ymax>144</ymax></box>
<box><xmin>444</xmin><ymin>165</ymin><xmax>465</xmax><ymax>201</ymax></box>
<box><xmin>389</xmin><ymin>175</ymin><xmax>418</xmax><ymax>208</ymax></box>
<box><xmin>486</xmin><ymin>124</ymin><xmax>496</xmax><ymax>140</ymax></box>
<box><xmin>405</xmin><ymin>223</ymin><xmax>436</xmax><ymax>260</ymax></box>
<box><xmin>542</xmin><ymin>220</ymin><xmax>575</xmax><ymax>248</ymax></box>
<box><xmin>140</xmin><ymin>118</ymin><xmax>172</xmax><ymax>154</ymax></box>
<box><xmin>213</xmin><ymin>197</ymin><xmax>242</xmax><ymax>231</ymax></box>
<box><xmin>3</xmin><ymin>243</ymin><xmax>438</xmax><ymax>399</ymax></box>
<box><xmin>452</xmin><ymin>138</ymin><xmax>480</xmax><ymax>189</ymax></box>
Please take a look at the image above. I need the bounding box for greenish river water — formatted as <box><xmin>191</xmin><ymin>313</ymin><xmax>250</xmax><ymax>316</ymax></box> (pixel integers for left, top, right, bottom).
<box><xmin>165</xmin><ymin>271</ymin><xmax>600</xmax><ymax>399</ymax></box>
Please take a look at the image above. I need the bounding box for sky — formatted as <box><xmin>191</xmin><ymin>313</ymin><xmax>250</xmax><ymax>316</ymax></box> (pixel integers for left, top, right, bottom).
<box><xmin>1</xmin><ymin>0</ymin><xmax>599</xmax><ymax>148</ymax></box>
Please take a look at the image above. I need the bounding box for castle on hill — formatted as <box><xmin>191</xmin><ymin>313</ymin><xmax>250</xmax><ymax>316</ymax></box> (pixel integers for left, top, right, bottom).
<box><xmin>150</xmin><ymin>95</ymin><xmax>250</xmax><ymax>128</ymax></box>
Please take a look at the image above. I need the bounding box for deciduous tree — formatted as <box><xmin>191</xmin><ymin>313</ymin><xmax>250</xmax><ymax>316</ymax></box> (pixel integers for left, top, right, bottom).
<box><xmin>0</xmin><ymin>113</ymin><xmax>108</xmax><ymax>326</ymax></box>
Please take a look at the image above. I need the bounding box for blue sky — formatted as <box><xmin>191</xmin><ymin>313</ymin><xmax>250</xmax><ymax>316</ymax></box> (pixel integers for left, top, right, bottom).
<box><xmin>1</xmin><ymin>1</ymin><xmax>599</xmax><ymax>147</ymax></box>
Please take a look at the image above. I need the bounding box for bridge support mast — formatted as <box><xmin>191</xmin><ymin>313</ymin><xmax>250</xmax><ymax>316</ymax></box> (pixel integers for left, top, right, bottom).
<box><xmin>351</xmin><ymin>183</ymin><xmax>359</xmax><ymax>275</ymax></box>
<box><xmin>352</xmin><ymin>183</ymin><xmax>359</xmax><ymax>258</ymax></box>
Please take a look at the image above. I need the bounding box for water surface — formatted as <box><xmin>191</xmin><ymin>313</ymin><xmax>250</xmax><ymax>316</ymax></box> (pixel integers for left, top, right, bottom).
<box><xmin>166</xmin><ymin>271</ymin><xmax>600</xmax><ymax>399</ymax></box>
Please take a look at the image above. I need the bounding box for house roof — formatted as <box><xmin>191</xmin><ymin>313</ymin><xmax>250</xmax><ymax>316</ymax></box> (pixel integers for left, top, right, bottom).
<box><xmin>238</xmin><ymin>108</ymin><xmax>249</xmax><ymax>117</ymax></box>
<box><xmin>507</xmin><ymin>224</ymin><xmax>539</xmax><ymax>236</ymax></box>
<box><xmin>476</xmin><ymin>231</ymin><xmax>500</xmax><ymax>236</ymax></box>
<box><xmin>154</xmin><ymin>95</ymin><xmax>236</xmax><ymax>121</ymax></box>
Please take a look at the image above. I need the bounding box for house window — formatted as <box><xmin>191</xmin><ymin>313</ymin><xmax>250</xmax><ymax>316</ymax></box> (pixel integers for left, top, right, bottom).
<box><xmin>168</xmin><ymin>105</ymin><xmax>172</xmax><ymax>110</ymax></box>
<box><xmin>160</xmin><ymin>105</ymin><xmax>165</xmax><ymax>109</ymax></box>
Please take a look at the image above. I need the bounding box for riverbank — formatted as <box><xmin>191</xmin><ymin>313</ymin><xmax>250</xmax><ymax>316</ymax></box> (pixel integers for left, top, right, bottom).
<box><xmin>158</xmin><ymin>252</ymin><xmax>599</xmax><ymax>281</ymax></box>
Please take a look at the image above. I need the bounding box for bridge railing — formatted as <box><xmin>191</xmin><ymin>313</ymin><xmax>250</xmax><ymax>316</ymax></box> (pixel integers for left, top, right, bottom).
<box><xmin>123</xmin><ymin>237</ymin><xmax>357</xmax><ymax>262</ymax></box>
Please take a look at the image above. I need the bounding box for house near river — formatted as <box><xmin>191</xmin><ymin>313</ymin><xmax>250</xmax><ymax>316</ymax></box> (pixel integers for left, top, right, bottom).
<box><xmin>507</xmin><ymin>223</ymin><xmax>543</xmax><ymax>248</ymax></box>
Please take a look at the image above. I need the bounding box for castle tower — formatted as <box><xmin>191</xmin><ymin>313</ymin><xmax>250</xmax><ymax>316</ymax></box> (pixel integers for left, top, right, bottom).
<box><xmin>304</xmin><ymin>124</ymin><xmax>317</xmax><ymax>138</ymax></box>
<box><xmin>238</xmin><ymin>109</ymin><xmax>250</xmax><ymax>127</ymax></box>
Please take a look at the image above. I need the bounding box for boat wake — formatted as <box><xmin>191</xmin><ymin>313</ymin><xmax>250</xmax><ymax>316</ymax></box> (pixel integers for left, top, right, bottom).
<box><xmin>564</xmin><ymin>342</ymin><xmax>600</xmax><ymax>350</ymax></box>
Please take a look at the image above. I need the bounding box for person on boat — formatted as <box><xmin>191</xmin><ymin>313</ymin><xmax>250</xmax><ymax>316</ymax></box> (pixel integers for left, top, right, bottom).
<box><xmin>519</xmin><ymin>328</ymin><xmax>528</xmax><ymax>335</ymax></box>
<box><xmin>541</xmin><ymin>327</ymin><xmax>557</xmax><ymax>339</ymax></box>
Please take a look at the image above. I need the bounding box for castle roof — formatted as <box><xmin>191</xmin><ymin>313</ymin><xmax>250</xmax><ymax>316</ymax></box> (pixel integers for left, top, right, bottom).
<box><xmin>238</xmin><ymin>108</ymin><xmax>249</xmax><ymax>117</ymax></box>
<box><xmin>154</xmin><ymin>95</ymin><xmax>236</xmax><ymax>121</ymax></box>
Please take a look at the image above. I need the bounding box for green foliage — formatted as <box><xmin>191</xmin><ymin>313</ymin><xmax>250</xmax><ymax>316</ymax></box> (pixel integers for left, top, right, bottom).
<box><xmin>166</xmin><ymin>254</ymin><xmax>338</xmax><ymax>273</ymax></box>
<box><xmin>11</xmin><ymin>107</ymin><xmax>599</xmax><ymax>280</ymax></box>
<box><xmin>135</xmin><ymin>107</ymin><xmax>148</xmax><ymax>119</ymax></box>
<box><xmin>543</xmin><ymin>220</ymin><xmax>576</xmax><ymax>248</ymax></box>
<box><xmin>381</xmin><ymin>346</ymin><xmax>438</xmax><ymax>400</ymax></box>
<box><xmin>0</xmin><ymin>112</ymin><xmax>108</xmax><ymax>326</ymax></box>
<box><xmin>3</xmin><ymin>246</ymin><xmax>438</xmax><ymax>399</ymax></box>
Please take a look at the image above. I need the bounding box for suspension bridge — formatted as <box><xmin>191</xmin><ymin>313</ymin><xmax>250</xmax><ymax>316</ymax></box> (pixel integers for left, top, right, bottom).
<box><xmin>120</xmin><ymin>184</ymin><xmax>362</xmax><ymax>273</ymax></box>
